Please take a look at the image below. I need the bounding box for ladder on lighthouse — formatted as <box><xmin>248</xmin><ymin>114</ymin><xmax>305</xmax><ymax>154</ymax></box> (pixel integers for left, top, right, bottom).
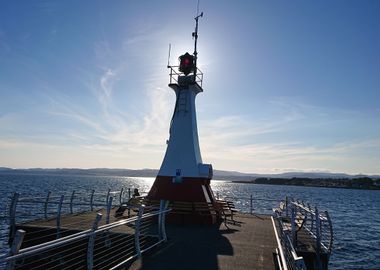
<box><xmin>176</xmin><ymin>90</ymin><xmax>188</xmax><ymax>114</ymax></box>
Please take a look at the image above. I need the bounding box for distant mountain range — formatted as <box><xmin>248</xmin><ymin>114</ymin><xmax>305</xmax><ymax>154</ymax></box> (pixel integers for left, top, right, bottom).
<box><xmin>0</xmin><ymin>167</ymin><xmax>378</xmax><ymax>180</ymax></box>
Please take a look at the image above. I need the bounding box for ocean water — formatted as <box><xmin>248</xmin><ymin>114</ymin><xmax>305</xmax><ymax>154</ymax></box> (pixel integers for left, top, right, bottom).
<box><xmin>0</xmin><ymin>173</ymin><xmax>379</xmax><ymax>270</ymax></box>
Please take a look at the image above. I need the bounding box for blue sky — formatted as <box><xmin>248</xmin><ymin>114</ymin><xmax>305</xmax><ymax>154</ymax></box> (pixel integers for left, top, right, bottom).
<box><xmin>0</xmin><ymin>1</ymin><xmax>379</xmax><ymax>174</ymax></box>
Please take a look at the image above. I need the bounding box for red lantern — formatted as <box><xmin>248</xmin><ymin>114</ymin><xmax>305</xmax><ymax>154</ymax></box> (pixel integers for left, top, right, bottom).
<box><xmin>179</xmin><ymin>52</ymin><xmax>194</xmax><ymax>76</ymax></box>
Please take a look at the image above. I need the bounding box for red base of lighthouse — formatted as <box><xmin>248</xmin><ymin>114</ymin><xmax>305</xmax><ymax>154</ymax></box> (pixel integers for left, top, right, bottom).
<box><xmin>147</xmin><ymin>176</ymin><xmax>219</xmax><ymax>224</ymax></box>
<box><xmin>148</xmin><ymin>176</ymin><xmax>215</xmax><ymax>202</ymax></box>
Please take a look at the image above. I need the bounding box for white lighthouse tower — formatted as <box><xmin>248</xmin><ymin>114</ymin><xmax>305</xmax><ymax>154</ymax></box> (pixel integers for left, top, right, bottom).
<box><xmin>147</xmin><ymin>13</ymin><xmax>217</xmax><ymax>222</ymax></box>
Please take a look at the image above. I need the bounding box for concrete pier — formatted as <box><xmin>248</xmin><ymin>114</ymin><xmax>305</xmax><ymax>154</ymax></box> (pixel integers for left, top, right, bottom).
<box><xmin>16</xmin><ymin>209</ymin><xmax>277</xmax><ymax>270</ymax></box>
<box><xmin>129</xmin><ymin>213</ymin><xmax>276</xmax><ymax>270</ymax></box>
<box><xmin>125</xmin><ymin>214</ymin><xmax>276</xmax><ymax>270</ymax></box>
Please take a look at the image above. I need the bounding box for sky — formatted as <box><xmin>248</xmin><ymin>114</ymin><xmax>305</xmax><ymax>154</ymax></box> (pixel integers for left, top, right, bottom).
<box><xmin>0</xmin><ymin>1</ymin><xmax>379</xmax><ymax>175</ymax></box>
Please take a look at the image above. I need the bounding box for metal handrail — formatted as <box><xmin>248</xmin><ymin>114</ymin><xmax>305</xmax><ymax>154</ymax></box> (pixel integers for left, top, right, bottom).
<box><xmin>1</xmin><ymin>202</ymin><xmax>171</xmax><ymax>270</ymax></box>
<box><xmin>288</xmin><ymin>199</ymin><xmax>333</xmax><ymax>253</ymax></box>
<box><xmin>2</xmin><ymin>209</ymin><xmax>169</xmax><ymax>261</ymax></box>
<box><xmin>5</xmin><ymin>187</ymin><xmax>133</xmax><ymax>218</ymax></box>
<box><xmin>273</xmin><ymin>198</ymin><xmax>333</xmax><ymax>270</ymax></box>
<box><xmin>290</xmin><ymin>201</ymin><xmax>329</xmax><ymax>221</ymax></box>
<box><xmin>168</xmin><ymin>65</ymin><xmax>203</xmax><ymax>88</ymax></box>
<box><xmin>216</xmin><ymin>193</ymin><xmax>282</xmax><ymax>215</ymax></box>
<box><xmin>1</xmin><ymin>187</ymin><xmax>138</xmax><ymax>258</ymax></box>
<box><xmin>274</xmin><ymin>215</ymin><xmax>307</xmax><ymax>270</ymax></box>
<box><xmin>271</xmin><ymin>216</ymin><xmax>289</xmax><ymax>270</ymax></box>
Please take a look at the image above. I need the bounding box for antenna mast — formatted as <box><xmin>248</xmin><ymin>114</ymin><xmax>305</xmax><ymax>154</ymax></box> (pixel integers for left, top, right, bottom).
<box><xmin>192</xmin><ymin>1</ymin><xmax>203</xmax><ymax>79</ymax></box>
<box><xmin>167</xmin><ymin>43</ymin><xmax>171</xmax><ymax>67</ymax></box>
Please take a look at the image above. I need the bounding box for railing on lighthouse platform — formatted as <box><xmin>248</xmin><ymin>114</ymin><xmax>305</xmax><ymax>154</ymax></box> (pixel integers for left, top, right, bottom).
<box><xmin>167</xmin><ymin>65</ymin><xmax>204</xmax><ymax>89</ymax></box>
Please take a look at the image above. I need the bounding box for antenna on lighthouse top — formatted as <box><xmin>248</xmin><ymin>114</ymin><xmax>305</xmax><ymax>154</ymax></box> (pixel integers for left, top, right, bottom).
<box><xmin>192</xmin><ymin>0</ymin><xmax>203</xmax><ymax>78</ymax></box>
<box><xmin>167</xmin><ymin>43</ymin><xmax>171</xmax><ymax>67</ymax></box>
<box><xmin>196</xmin><ymin>0</ymin><xmax>200</xmax><ymax>17</ymax></box>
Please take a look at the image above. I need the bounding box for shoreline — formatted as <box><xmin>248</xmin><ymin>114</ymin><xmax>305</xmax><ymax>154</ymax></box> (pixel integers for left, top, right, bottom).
<box><xmin>227</xmin><ymin>177</ymin><xmax>380</xmax><ymax>190</ymax></box>
<box><xmin>1</xmin><ymin>170</ymin><xmax>379</xmax><ymax>191</ymax></box>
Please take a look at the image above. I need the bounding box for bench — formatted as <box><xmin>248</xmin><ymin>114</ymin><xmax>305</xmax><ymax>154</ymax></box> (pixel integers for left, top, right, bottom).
<box><xmin>281</xmin><ymin>212</ymin><xmax>307</xmax><ymax>233</ymax></box>
<box><xmin>273</xmin><ymin>201</ymin><xmax>286</xmax><ymax>216</ymax></box>
<box><xmin>114</xmin><ymin>196</ymin><xmax>145</xmax><ymax>218</ymax></box>
<box><xmin>161</xmin><ymin>201</ymin><xmax>218</xmax><ymax>224</ymax></box>
<box><xmin>216</xmin><ymin>200</ymin><xmax>238</xmax><ymax>226</ymax></box>
<box><xmin>170</xmin><ymin>201</ymin><xmax>194</xmax><ymax>215</ymax></box>
<box><xmin>193</xmin><ymin>202</ymin><xmax>218</xmax><ymax>223</ymax></box>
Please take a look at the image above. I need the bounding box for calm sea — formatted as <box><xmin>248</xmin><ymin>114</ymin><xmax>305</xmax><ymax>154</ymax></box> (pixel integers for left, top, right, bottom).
<box><xmin>0</xmin><ymin>173</ymin><xmax>379</xmax><ymax>270</ymax></box>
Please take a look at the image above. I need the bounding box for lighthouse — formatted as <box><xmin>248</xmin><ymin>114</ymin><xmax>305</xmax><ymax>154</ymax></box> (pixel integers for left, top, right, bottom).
<box><xmin>147</xmin><ymin>13</ymin><xmax>217</xmax><ymax>223</ymax></box>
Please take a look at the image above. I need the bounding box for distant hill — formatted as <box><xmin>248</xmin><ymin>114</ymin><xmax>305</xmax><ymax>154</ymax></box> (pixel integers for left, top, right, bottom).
<box><xmin>0</xmin><ymin>167</ymin><xmax>159</xmax><ymax>177</ymax></box>
<box><xmin>212</xmin><ymin>170</ymin><xmax>379</xmax><ymax>180</ymax></box>
<box><xmin>0</xmin><ymin>167</ymin><xmax>379</xmax><ymax>180</ymax></box>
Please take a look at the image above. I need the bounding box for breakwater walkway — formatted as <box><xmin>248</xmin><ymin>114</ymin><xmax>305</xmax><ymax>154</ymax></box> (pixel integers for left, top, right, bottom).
<box><xmin>9</xmin><ymin>207</ymin><xmax>276</xmax><ymax>270</ymax></box>
<box><xmin>129</xmin><ymin>213</ymin><xmax>276</xmax><ymax>270</ymax></box>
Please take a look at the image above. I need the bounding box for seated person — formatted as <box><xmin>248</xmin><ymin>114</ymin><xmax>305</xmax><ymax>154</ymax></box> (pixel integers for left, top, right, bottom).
<box><xmin>114</xmin><ymin>188</ymin><xmax>141</xmax><ymax>217</ymax></box>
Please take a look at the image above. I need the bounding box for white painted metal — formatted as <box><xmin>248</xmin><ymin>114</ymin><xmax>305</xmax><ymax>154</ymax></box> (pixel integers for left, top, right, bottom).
<box><xmin>134</xmin><ymin>206</ymin><xmax>143</xmax><ymax>257</ymax></box>
<box><xmin>271</xmin><ymin>216</ymin><xmax>289</xmax><ymax>270</ymax></box>
<box><xmin>158</xmin><ymin>78</ymin><xmax>212</xmax><ymax>179</ymax></box>
<box><xmin>106</xmin><ymin>196</ymin><xmax>113</xmax><ymax>224</ymax></box>
<box><xmin>87</xmin><ymin>213</ymin><xmax>102</xmax><ymax>270</ymax></box>
<box><xmin>70</xmin><ymin>190</ymin><xmax>75</xmax><ymax>214</ymax></box>
<box><xmin>1</xmin><ymin>207</ymin><xmax>171</xmax><ymax>268</ymax></box>
<box><xmin>6</xmin><ymin>230</ymin><xmax>25</xmax><ymax>270</ymax></box>
<box><xmin>201</xmin><ymin>185</ymin><xmax>211</xmax><ymax>203</ymax></box>
<box><xmin>158</xmin><ymin>200</ymin><xmax>169</xmax><ymax>241</ymax></box>
<box><xmin>56</xmin><ymin>195</ymin><xmax>64</xmax><ymax>239</ymax></box>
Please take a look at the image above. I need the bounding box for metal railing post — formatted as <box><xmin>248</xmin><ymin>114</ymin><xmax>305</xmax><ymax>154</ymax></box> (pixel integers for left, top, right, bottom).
<box><xmin>134</xmin><ymin>206</ymin><xmax>144</xmax><ymax>257</ymax></box>
<box><xmin>158</xmin><ymin>200</ymin><xmax>168</xmax><ymax>241</ymax></box>
<box><xmin>285</xmin><ymin>196</ymin><xmax>288</xmax><ymax>217</ymax></box>
<box><xmin>44</xmin><ymin>191</ymin><xmax>51</xmax><ymax>219</ymax></box>
<box><xmin>90</xmin><ymin>190</ymin><xmax>95</xmax><ymax>211</ymax></box>
<box><xmin>87</xmin><ymin>213</ymin><xmax>102</xmax><ymax>270</ymax></box>
<box><xmin>106</xmin><ymin>196</ymin><xmax>113</xmax><ymax>224</ymax></box>
<box><xmin>127</xmin><ymin>188</ymin><xmax>131</xmax><ymax>217</ymax></box>
<box><xmin>119</xmin><ymin>188</ymin><xmax>124</xmax><ymax>205</ymax></box>
<box><xmin>106</xmin><ymin>188</ymin><xmax>111</xmax><ymax>208</ymax></box>
<box><xmin>56</xmin><ymin>195</ymin><xmax>64</xmax><ymax>239</ymax></box>
<box><xmin>158</xmin><ymin>200</ymin><xmax>163</xmax><ymax>240</ymax></box>
<box><xmin>315</xmin><ymin>207</ymin><xmax>321</xmax><ymax>270</ymax></box>
<box><xmin>6</xmin><ymin>229</ymin><xmax>25</xmax><ymax>270</ymax></box>
<box><xmin>310</xmin><ymin>203</ymin><xmax>315</xmax><ymax>232</ymax></box>
<box><xmin>250</xmin><ymin>194</ymin><xmax>253</xmax><ymax>215</ymax></box>
<box><xmin>325</xmin><ymin>210</ymin><xmax>334</xmax><ymax>254</ymax></box>
<box><xmin>70</xmin><ymin>190</ymin><xmax>75</xmax><ymax>214</ymax></box>
<box><xmin>291</xmin><ymin>204</ymin><xmax>296</xmax><ymax>246</ymax></box>
<box><xmin>8</xmin><ymin>193</ymin><xmax>19</xmax><ymax>243</ymax></box>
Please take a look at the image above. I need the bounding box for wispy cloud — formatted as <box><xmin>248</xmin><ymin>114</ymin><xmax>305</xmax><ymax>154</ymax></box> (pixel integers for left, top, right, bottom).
<box><xmin>46</xmin><ymin>95</ymin><xmax>105</xmax><ymax>135</ymax></box>
<box><xmin>78</xmin><ymin>27</ymin><xmax>173</xmax><ymax>150</ymax></box>
<box><xmin>19</xmin><ymin>26</ymin><xmax>173</xmax><ymax>167</ymax></box>
<box><xmin>99</xmin><ymin>68</ymin><xmax>117</xmax><ymax>108</ymax></box>
<box><xmin>199</xmin><ymin>110</ymin><xmax>302</xmax><ymax>148</ymax></box>
<box><xmin>197</xmin><ymin>96</ymin><xmax>380</xmax><ymax>174</ymax></box>
<box><xmin>201</xmin><ymin>136</ymin><xmax>380</xmax><ymax>174</ymax></box>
